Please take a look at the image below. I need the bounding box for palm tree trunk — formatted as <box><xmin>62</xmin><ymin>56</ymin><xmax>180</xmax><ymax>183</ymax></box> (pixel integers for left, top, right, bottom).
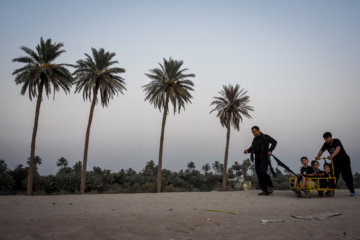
<box><xmin>27</xmin><ymin>83</ymin><xmax>44</xmax><ymax>196</ymax></box>
<box><xmin>222</xmin><ymin>114</ymin><xmax>231</xmax><ymax>190</ymax></box>
<box><xmin>157</xmin><ymin>95</ymin><xmax>169</xmax><ymax>193</ymax></box>
<box><xmin>80</xmin><ymin>90</ymin><xmax>98</xmax><ymax>194</ymax></box>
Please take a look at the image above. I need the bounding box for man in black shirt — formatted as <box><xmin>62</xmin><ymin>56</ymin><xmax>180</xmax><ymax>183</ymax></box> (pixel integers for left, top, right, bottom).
<box><xmin>244</xmin><ymin>126</ymin><xmax>277</xmax><ymax>195</ymax></box>
<box><xmin>316</xmin><ymin>132</ymin><xmax>356</xmax><ymax>196</ymax></box>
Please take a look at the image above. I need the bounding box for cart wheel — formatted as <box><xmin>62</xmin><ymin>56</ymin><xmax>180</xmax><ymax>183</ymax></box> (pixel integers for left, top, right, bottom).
<box><xmin>305</xmin><ymin>191</ymin><xmax>311</xmax><ymax>198</ymax></box>
<box><xmin>292</xmin><ymin>189</ymin><xmax>301</xmax><ymax>197</ymax></box>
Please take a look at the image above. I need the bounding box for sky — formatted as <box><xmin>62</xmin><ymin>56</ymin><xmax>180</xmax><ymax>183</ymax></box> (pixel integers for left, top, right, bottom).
<box><xmin>0</xmin><ymin>0</ymin><xmax>360</xmax><ymax>176</ymax></box>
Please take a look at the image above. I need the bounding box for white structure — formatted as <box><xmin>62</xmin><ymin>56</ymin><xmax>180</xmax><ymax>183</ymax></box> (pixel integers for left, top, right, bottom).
<box><xmin>228</xmin><ymin>175</ymin><xmax>251</xmax><ymax>189</ymax></box>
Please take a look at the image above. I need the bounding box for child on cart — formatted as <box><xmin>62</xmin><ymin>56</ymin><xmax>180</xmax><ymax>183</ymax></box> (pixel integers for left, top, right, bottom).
<box><xmin>318</xmin><ymin>163</ymin><xmax>336</xmax><ymax>196</ymax></box>
<box><xmin>309</xmin><ymin>160</ymin><xmax>324</xmax><ymax>196</ymax></box>
<box><xmin>292</xmin><ymin>157</ymin><xmax>314</xmax><ymax>191</ymax></box>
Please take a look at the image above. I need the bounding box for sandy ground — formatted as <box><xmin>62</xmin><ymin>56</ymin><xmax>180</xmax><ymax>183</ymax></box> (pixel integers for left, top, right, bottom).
<box><xmin>0</xmin><ymin>189</ymin><xmax>359</xmax><ymax>240</ymax></box>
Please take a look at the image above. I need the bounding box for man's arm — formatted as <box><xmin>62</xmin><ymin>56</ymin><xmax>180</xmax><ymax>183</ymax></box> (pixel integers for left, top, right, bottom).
<box><xmin>268</xmin><ymin>136</ymin><xmax>277</xmax><ymax>155</ymax></box>
<box><xmin>327</xmin><ymin>146</ymin><xmax>341</xmax><ymax>159</ymax></box>
<box><xmin>315</xmin><ymin>150</ymin><xmax>323</xmax><ymax>160</ymax></box>
<box><xmin>244</xmin><ymin>146</ymin><xmax>252</xmax><ymax>154</ymax></box>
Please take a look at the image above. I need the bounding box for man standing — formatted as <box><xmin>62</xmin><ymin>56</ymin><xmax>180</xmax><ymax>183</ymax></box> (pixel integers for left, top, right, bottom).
<box><xmin>244</xmin><ymin>126</ymin><xmax>277</xmax><ymax>195</ymax></box>
<box><xmin>316</xmin><ymin>132</ymin><xmax>356</xmax><ymax>196</ymax></box>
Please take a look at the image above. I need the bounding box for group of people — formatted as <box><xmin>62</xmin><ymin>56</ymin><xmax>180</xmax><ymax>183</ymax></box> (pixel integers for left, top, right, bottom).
<box><xmin>244</xmin><ymin>126</ymin><xmax>356</xmax><ymax>197</ymax></box>
<box><xmin>292</xmin><ymin>157</ymin><xmax>335</xmax><ymax>196</ymax></box>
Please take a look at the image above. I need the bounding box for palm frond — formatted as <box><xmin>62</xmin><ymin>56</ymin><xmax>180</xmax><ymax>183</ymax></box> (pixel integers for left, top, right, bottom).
<box><xmin>12</xmin><ymin>37</ymin><xmax>73</xmax><ymax>101</ymax></box>
<box><xmin>73</xmin><ymin>48</ymin><xmax>126</xmax><ymax>107</ymax></box>
<box><xmin>210</xmin><ymin>84</ymin><xmax>253</xmax><ymax>130</ymax></box>
<box><xmin>143</xmin><ymin>57</ymin><xmax>195</xmax><ymax>114</ymax></box>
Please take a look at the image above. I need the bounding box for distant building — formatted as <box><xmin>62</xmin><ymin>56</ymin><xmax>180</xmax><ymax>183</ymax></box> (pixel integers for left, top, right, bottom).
<box><xmin>228</xmin><ymin>175</ymin><xmax>251</xmax><ymax>189</ymax></box>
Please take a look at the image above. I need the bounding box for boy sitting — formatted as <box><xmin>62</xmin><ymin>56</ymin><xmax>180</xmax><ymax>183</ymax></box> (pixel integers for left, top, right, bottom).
<box><xmin>318</xmin><ymin>163</ymin><xmax>336</xmax><ymax>196</ymax></box>
<box><xmin>292</xmin><ymin>156</ymin><xmax>314</xmax><ymax>191</ymax></box>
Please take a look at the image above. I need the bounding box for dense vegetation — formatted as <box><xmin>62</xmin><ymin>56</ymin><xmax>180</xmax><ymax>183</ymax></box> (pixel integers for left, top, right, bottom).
<box><xmin>1</xmin><ymin>158</ymin><xmax>359</xmax><ymax>195</ymax></box>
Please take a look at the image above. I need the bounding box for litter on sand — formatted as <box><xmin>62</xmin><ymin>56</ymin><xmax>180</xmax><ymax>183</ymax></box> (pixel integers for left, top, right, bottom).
<box><xmin>260</xmin><ymin>219</ymin><xmax>284</xmax><ymax>223</ymax></box>
<box><xmin>291</xmin><ymin>212</ymin><xmax>341</xmax><ymax>220</ymax></box>
<box><xmin>202</xmin><ymin>209</ymin><xmax>239</xmax><ymax>215</ymax></box>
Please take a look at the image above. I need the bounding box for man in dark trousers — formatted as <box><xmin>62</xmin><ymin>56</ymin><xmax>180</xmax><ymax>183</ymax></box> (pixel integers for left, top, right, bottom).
<box><xmin>244</xmin><ymin>126</ymin><xmax>277</xmax><ymax>195</ymax></box>
<box><xmin>316</xmin><ymin>132</ymin><xmax>356</xmax><ymax>196</ymax></box>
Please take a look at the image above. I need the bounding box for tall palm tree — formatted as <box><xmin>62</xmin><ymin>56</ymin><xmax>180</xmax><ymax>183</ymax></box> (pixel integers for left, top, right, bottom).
<box><xmin>73</xmin><ymin>48</ymin><xmax>126</xmax><ymax>194</ymax></box>
<box><xmin>210</xmin><ymin>84</ymin><xmax>253</xmax><ymax>190</ymax></box>
<box><xmin>143</xmin><ymin>57</ymin><xmax>195</xmax><ymax>193</ymax></box>
<box><xmin>12</xmin><ymin>37</ymin><xmax>73</xmax><ymax>195</ymax></box>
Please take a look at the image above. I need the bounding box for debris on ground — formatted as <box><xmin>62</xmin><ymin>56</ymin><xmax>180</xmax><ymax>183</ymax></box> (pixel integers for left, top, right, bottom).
<box><xmin>291</xmin><ymin>212</ymin><xmax>341</xmax><ymax>220</ymax></box>
<box><xmin>260</xmin><ymin>219</ymin><xmax>284</xmax><ymax>223</ymax></box>
<box><xmin>202</xmin><ymin>209</ymin><xmax>239</xmax><ymax>215</ymax></box>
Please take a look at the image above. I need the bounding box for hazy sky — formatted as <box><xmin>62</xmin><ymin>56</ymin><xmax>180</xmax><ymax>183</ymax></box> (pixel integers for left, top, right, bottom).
<box><xmin>1</xmin><ymin>0</ymin><xmax>359</xmax><ymax>176</ymax></box>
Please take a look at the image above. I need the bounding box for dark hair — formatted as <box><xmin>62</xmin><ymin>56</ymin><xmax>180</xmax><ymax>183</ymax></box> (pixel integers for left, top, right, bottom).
<box><xmin>251</xmin><ymin>126</ymin><xmax>260</xmax><ymax>131</ymax></box>
<box><xmin>323</xmin><ymin>132</ymin><xmax>332</xmax><ymax>138</ymax></box>
<box><xmin>311</xmin><ymin>160</ymin><xmax>319</xmax><ymax>166</ymax></box>
<box><xmin>324</xmin><ymin>163</ymin><xmax>331</xmax><ymax>168</ymax></box>
<box><xmin>300</xmin><ymin>156</ymin><xmax>308</xmax><ymax>162</ymax></box>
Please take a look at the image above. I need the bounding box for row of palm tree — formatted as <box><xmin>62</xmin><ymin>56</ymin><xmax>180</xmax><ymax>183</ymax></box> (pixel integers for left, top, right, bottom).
<box><xmin>3</xmin><ymin>157</ymin><xmax>359</xmax><ymax>194</ymax></box>
<box><xmin>12</xmin><ymin>37</ymin><xmax>253</xmax><ymax>195</ymax></box>
<box><xmin>0</xmin><ymin>158</ymin><xmax>258</xmax><ymax>194</ymax></box>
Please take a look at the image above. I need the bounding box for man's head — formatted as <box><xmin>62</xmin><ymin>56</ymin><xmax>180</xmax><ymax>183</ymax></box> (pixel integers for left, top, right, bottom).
<box><xmin>323</xmin><ymin>132</ymin><xmax>333</xmax><ymax>144</ymax></box>
<box><xmin>251</xmin><ymin>126</ymin><xmax>261</xmax><ymax>137</ymax></box>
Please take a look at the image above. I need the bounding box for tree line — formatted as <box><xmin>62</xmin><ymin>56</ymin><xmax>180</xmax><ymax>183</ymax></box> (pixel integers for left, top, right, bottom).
<box><xmin>0</xmin><ymin>157</ymin><xmax>253</xmax><ymax>194</ymax></box>
<box><xmin>1</xmin><ymin>158</ymin><xmax>359</xmax><ymax>195</ymax></box>
<box><xmin>11</xmin><ymin>37</ymin><xmax>254</xmax><ymax>195</ymax></box>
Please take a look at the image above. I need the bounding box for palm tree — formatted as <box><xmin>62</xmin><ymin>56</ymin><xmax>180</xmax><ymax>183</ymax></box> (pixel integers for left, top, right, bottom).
<box><xmin>56</xmin><ymin>157</ymin><xmax>68</xmax><ymax>169</ymax></box>
<box><xmin>73</xmin><ymin>48</ymin><xmax>126</xmax><ymax>194</ymax></box>
<box><xmin>142</xmin><ymin>57</ymin><xmax>195</xmax><ymax>192</ymax></box>
<box><xmin>0</xmin><ymin>159</ymin><xmax>7</xmax><ymax>174</ymax></box>
<box><xmin>210</xmin><ymin>84</ymin><xmax>253</xmax><ymax>190</ymax></box>
<box><xmin>187</xmin><ymin>161</ymin><xmax>196</xmax><ymax>172</ymax></box>
<box><xmin>143</xmin><ymin>160</ymin><xmax>157</xmax><ymax>177</ymax></box>
<box><xmin>212</xmin><ymin>161</ymin><xmax>223</xmax><ymax>175</ymax></box>
<box><xmin>27</xmin><ymin>156</ymin><xmax>42</xmax><ymax>169</ymax></box>
<box><xmin>12</xmin><ymin>37</ymin><xmax>73</xmax><ymax>195</ymax></box>
<box><xmin>202</xmin><ymin>163</ymin><xmax>211</xmax><ymax>175</ymax></box>
<box><xmin>126</xmin><ymin>168</ymin><xmax>136</xmax><ymax>176</ymax></box>
<box><xmin>241</xmin><ymin>158</ymin><xmax>252</xmax><ymax>177</ymax></box>
<box><xmin>231</xmin><ymin>161</ymin><xmax>242</xmax><ymax>174</ymax></box>
<box><xmin>72</xmin><ymin>161</ymin><xmax>82</xmax><ymax>173</ymax></box>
